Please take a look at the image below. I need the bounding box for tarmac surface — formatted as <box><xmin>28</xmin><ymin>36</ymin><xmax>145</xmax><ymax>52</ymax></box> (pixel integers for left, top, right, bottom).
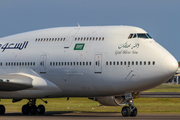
<box><xmin>0</xmin><ymin>112</ymin><xmax>180</xmax><ymax>120</ymax></box>
<box><xmin>140</xmin><ymin>92</ymin><xmax>180</xmax><ymax>98</ymax></box>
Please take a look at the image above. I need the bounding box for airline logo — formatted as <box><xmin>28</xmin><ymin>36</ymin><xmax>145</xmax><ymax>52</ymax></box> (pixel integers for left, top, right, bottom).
<box><xmin>115</xmin><ymin>41</ymin><xmax>139</xmax><ymax>55</ymax></box>
<box><xmin>74</xmin><ymin>43</ymin><xmax>85</xmax><ymax>50</ymax></box>
<box><xmin>0</xmin><ymin>41</ymin><xmax>28</xmax><ymax>52</ymax></box>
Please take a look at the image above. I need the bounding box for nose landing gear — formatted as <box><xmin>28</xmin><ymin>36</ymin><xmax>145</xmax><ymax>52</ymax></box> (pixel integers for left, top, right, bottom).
<box><xmin>121</xmin><ymin>93</ymin><xmax>138</xmax><ymax>117</ymax></box>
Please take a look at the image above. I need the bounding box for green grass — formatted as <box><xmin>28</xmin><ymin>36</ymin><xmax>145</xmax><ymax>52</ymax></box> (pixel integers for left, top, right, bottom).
<box><xmin>1</xmin><ymin>84</ymin><xmax>180</xmax><ymax>114</ymax></box>
<box><xmin>145</xmin><ymin>84</ymin><xmax>180</xmax><ymax>92</ymax></box>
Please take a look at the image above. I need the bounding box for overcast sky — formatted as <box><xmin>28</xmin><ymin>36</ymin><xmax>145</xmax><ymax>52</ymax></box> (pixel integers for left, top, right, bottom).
<box><xmin>0</xmin><ymin>0</ymin><xmax>180</xmax><ymax>60</ymax></box>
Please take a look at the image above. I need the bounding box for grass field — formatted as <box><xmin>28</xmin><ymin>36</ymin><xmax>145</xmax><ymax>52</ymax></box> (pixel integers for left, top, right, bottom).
<box><xmin>1</xmin><ymin>84</ymin><xmax>180</xmax><ymax>113</ymax></box>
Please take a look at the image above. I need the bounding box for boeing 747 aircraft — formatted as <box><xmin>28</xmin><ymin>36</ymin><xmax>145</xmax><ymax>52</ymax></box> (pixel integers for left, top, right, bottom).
<box><xmin>0</xmin><ymin>25</ymin><xmax>178</xmax><ymax>117</ymax></box>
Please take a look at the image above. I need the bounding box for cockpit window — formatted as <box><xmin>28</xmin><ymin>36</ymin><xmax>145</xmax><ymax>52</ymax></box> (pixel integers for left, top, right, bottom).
<box><xmin>133</xmin><ymin>34</ymin><xmax>137</xmax><ymax>38</ymax></box>
<box><xmin>128</xmin><ymin>33</ymin><xmax>152</xmax><ymax>39</ymax></box>
<box><xmin>147</xmin><ymin>34</ymin><xmax>152</xmax><ymax>38</ymax></box>
<box><xmin>128</xmin><ymin>34</ymin><xmax>133</xmax><ymax>39</ymax></box>
<box><xmin>137</xmin><ymin>33</ymin><xmax>148</xmax><ymax>38</ymax></box>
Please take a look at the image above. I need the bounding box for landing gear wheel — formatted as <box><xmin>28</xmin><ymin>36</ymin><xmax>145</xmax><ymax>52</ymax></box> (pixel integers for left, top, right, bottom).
<box><xmin>130</xmin><ymin>107</ymin><xmax>137</xmax><ymax>117</ymax></box>
<box><xmin>22</xmin><ymin>105</ymin><xmax>29</xmax><ymax>115</ymax></box>
<box><xmin>121</xmin><ymin>106</ymin><xmax>130</xmax><ymax>117</ymax></box>
<box><xmin>37</xmin><ymin>105</ymin><xmax>45</xmax><ymax>115</ymax></box>
<box><xmin>29</xmin><ymin>105</ymin><xmax>37</xmax><ymax>115</ymax></box>
<box><xmin>0</xmin><ymin>105</ymin><xmax>5</xmax><ymax>115</ymax></box>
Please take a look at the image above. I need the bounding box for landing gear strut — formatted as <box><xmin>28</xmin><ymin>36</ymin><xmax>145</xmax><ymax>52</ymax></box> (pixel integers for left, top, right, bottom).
<box><xmin>22</xmin><ymin>99</ymin><xmax>46</xmax><ymax>115</ymax></box>
<box><xmin>121</xmin><ymin>93</ymin><xmax>137</xmax><ymax>117</ymax></box>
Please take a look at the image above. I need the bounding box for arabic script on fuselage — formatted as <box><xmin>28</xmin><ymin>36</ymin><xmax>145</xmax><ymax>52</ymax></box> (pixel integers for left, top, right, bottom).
<box><xmin>115</xmin><ymin>41</ymin><xmax>139</xmax><ymax>55</ymax></box>
<box><xmin>0</xmin><ymin>41</ymin><xmax>28</xmax><ymax>52</ymax></box>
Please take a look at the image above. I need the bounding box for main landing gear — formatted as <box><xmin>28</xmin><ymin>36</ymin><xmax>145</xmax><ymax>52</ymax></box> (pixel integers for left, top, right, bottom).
<box><xmin>0</xmin><ymin>105</ymin><xmax>5</xmax><ymax>115</ymax></box>
<box><xmin>121</xmin><ymin>93</ymin><xmax>137</xmax><ymax>117</ymax></box>
<box><xmin>22</xmin><ymin>99</ymin><xmax>47</xmax><ymax>115</ymax></box>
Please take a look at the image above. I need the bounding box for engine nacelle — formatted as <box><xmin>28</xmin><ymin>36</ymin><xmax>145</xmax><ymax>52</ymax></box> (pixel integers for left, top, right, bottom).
<box><xmin>93</xmin><ymin>96</ymin><xmax>126</xmax><ymax>106</ymax></box>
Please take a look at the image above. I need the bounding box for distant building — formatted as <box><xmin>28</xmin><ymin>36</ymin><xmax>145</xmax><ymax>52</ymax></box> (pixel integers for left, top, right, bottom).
<box><xmin>166</xmin><ymin>63</ymin><xmax>180</xmax><ymax>84</ymax></box>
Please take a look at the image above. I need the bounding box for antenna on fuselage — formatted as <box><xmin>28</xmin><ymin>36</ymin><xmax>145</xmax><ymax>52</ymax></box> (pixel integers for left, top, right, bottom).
<box><xmin>77</xmin><ymin>23</ymin><xmax>80</xmax><ymax>27</ymax></box>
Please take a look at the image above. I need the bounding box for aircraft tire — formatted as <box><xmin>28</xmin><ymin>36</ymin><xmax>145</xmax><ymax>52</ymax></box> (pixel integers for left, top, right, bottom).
<box><xmin>37</xmin><ymin>105</ymin><xmax>45</xmax><ymax>115</ymax></box>
<box><xmin>130</xmin><ymin>107</ymin><xmax>137</xmax><ymax>117</ymax></box>
<box><xmin>121</xmin><ymin>106</ymin><xmax>130</xmax><ymax>117</ymax></box>
<box><xmin>29</xmin><ymin>105</ymin><xmax>37</xmax><ymax>115</ymax></box>
<box><xmin>22</xmin><ymin>105</ymin><xmax>29</xmax><ymax>115</ymax></box>
<box><xmin>0</xmin><ymin>105</ymin><xmax>5</xmax><ymax>115</ymax></box>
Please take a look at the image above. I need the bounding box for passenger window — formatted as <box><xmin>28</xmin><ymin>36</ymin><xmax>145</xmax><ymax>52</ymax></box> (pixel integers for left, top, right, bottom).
<box><xmin>110</xmin><ymin>62</ymin><xmax>112</xmax><ymax>65</ymax></box>
<box><xmin>128</xmin><ymin>61</ymin><xmax>130</xmax><ymax>66</ymax></box>
<box><xmin>121</xmin><ymin>61</ymin><xmax>123</xmax><ymax>65</ymax></box>
<box><xmin>22</xmin><ymin>62</ymin><xmax>24</xmax><ymax>66</ymax></box>
<box><xmin>140</xmin><ymin>61</ymin><xmax>142</xmax><ymax>65</ymax></box>
<box><xmin>132</xmin><ymin>61</ymin><xmax>134</xmax><ymax>65</ymax></box>
<box><xmin>144</xmin><ymin>61</ymin><xmax>146</xmax><ymax>65</ymax></box>
<box><xmin>113</xmin><ymin>61</ymin><xmax>115</xmax><ymax>65</ymax></box>
<box><xmin>86</xmin><ymin>62</ymin><xmax>88</xmax><ymax>65</ymax></box>
<box><xmin>106</xmin><ymin>62</ymin><xmax>108</xmax><ymax>65</ymax></box>
<box><xmin>117</xmin><ymin>61</ymin><xmax>119</xmax><ymax>65</ymax></box>
<box><xmin>76</xmin><ymin>62</ymin><xmax>78</xmax><ymax>65</ymax></box>
<box><xmin>62</xmin><ymin>62</ymin><xmax>63</xmax><ymax>66</ymax></box>
<box><xmin>56</xmin><ymin>62</ymin><xmax>58</xmax><ymax>66</ymax></box>
<box><xmin>153</xmin><ymin>61</ymin><xmax>155</xmax><ymax>65</ymax></box>
<box><xmin>73</xmin><ymin>62</ymin><xmax>75</xmax><ymax>66</ymax></box>
<box><xmin>124</xmin><ymin>62</ymin><xmax>126</xmax><ymax>65</ymax></box>
<box><xmin>68</xmin><ymin>62</ymin><xmax>69</xmax><ymax>65</ymax></box>
<box><xmin>148</xmin><ymin>61</ymin><xmax>150</xmax><ymax>65</ymax></box>
<box><xmin>89</xmin><ymin>62</ymin><xmax>91</xmax><ymax>65</ymax></box>
<box><xmin>136</xmin><ymin>61</ymin><xmax>138</xmax><ymax>65</ymax></box>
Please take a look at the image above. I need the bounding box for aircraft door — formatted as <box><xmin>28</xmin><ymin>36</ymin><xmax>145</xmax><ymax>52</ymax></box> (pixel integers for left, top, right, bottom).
<box><xmin>64</xmin><ymin>28</ymin><xmax>80</xmax><ymax>48</ymax></box>
<box><xmin>40</xmin><ymin>55</ymin><xmax>47</xmax><ymax>74</ymax></box>
<box><xmin>94</xmin><ymin>54</ymin><xmax>102</xmax><ymax>73</ymax></box>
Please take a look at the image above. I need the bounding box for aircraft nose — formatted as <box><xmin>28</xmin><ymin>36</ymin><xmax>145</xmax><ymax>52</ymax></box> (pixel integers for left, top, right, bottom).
<box><xmin>162</xmin><ymin>55</ymin><xmax>178</xmax><ymax>76</ymax></box>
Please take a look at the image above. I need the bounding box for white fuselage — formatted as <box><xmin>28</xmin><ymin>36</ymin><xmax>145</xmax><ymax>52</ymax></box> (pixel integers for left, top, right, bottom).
<box><xmin>0</xmin><ymin>26</ymin><xmax>178</xmax><ymax>99</ymax></box>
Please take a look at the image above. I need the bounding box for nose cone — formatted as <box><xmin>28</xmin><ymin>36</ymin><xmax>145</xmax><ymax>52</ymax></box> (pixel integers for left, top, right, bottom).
<box><xmin>162</xmin><ymin>55</ymin><xmax>178</xmax><ymax>76</ymax></box>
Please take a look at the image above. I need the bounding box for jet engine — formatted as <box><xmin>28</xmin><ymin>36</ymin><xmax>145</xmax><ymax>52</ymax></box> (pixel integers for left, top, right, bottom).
<box><xmin>89</xmin><ymin>96</ymin><xmax>126</xmax><ymax>106</ymax></box>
